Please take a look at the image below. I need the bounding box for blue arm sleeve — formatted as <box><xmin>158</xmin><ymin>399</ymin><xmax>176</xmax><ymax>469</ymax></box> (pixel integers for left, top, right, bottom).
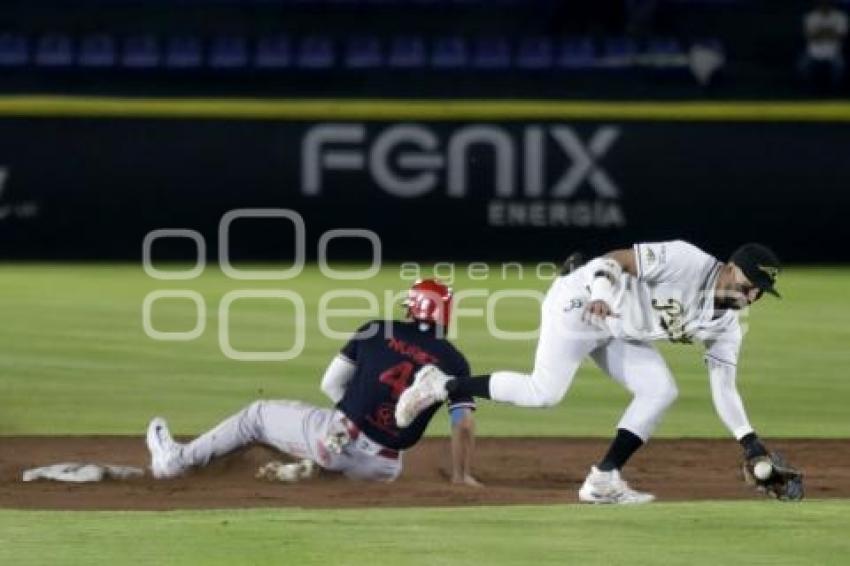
<box><xmin>449</xmin><ymin>406</ymin><xmax>472</xmax><ymax>427</ymax></box>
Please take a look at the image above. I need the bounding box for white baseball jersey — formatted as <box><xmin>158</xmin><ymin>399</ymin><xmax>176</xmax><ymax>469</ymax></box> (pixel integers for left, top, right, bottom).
<box><xmin>490</xmin><ymin>239</ymin><xmax>754</xmax><ymax>441</ymax></box>
<box><xmin>580</xmin><ymin>240</ymin><xmax>742</xmax><ymax>363</ymax></box>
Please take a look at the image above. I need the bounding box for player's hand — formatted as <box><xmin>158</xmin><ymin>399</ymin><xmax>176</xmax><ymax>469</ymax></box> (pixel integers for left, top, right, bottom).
<box><xmin>582</xmin><ymin>299</ymin><xmax>619</xmax><ymax>324</ymax></box>
<box><xmin>451</xmin><ymin>473</ymin><xmax>484</xmax><ymax>488</ymax></box>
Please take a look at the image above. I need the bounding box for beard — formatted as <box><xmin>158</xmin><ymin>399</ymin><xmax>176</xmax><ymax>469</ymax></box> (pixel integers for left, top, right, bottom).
<box><xmin>714</xmin><ymin>292</ymin><xmax>747</xmax><ymax>310</ymax></box>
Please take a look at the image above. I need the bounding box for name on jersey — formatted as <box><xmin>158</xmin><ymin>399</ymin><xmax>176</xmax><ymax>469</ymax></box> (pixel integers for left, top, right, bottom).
<box><xmin>386</xmin><ymin>337</ymin><xmax>440</xmax><ymax>366</ymax></box>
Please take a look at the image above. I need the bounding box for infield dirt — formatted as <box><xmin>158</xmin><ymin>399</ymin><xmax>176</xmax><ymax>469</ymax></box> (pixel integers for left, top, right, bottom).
<box><xmin>1</xmin><ymin>438</ymin><xmax>847</xmax><ymax>509</ymax></box>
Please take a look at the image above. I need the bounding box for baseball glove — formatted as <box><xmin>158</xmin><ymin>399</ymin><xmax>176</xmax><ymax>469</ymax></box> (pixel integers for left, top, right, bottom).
<box><xmin>742</xmin><ymin>452</ymin><xmax>804</xmax><ymax>501</ymax></box>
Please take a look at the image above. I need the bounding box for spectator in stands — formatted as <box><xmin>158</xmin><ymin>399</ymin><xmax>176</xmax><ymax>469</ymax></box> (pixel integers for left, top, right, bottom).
<box><xmin>799</xmin><ymin>0</ymin><xmax>847</xmax><ymax>87</ymax></box>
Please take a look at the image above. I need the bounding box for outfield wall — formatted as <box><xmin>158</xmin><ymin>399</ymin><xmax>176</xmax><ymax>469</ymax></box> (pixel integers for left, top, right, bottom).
<box><xmin>0</xmin><ymin>98</ymin><xmax>848</xmax><ymax>262</ymax></box>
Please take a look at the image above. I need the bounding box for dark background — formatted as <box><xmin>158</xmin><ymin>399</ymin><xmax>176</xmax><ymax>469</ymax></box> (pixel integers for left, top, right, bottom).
<box><xmin>0</xmin><ymin>0</ymin><xmax>848</xmax><ymax>263</ymax></box>
<box><xmin>1</xmin><ymin>118</ymin><xmax>847</xmax><ymax>262</ymax></box>
<box><xmin>0</xmin><ymin>0</ymin><xmax>846</xmax><ymax>99</ymax></box>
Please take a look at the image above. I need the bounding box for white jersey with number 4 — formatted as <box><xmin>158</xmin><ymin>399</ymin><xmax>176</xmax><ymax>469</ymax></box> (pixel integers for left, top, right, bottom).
<box><xmin>582</xmin><ymin>240</ymin><xmax>742</xmax><ymax>364</ymax></box>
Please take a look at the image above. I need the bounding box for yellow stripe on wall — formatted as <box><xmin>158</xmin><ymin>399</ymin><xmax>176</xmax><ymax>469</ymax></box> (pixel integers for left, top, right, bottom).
<box><xmin>0</xmin><ymin>96</ymin><xmax>849</xmax><ymax>121</ymax></box>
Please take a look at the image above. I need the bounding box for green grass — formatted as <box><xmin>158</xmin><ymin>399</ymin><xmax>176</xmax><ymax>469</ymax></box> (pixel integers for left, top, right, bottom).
<box><xmin>1</xmin><ymin>263</ymin><xmax>849</xmax><ymax>437</ymax></box>
<box><xmin>1</xmin><ymin>502</ymin><xmax>849</xmax><ymax>566</ymax></box>
<box><xmin>2</xmin><ymin>263</ymin><xmax>849</xmax><ymax>565</ymax></box>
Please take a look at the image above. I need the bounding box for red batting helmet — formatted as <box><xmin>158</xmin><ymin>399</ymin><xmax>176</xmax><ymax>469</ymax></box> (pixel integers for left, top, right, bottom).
<box><xmin>404</xmin><ymin>279</ymin><xmax>453</xmax><ymax>329</ymax></box>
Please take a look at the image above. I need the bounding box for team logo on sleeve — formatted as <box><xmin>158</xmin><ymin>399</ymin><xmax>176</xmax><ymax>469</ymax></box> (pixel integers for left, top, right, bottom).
<box><xmin>643</xmin><ymin>246</ymin><xmax>665</xmax><ymax>268</ymax></box>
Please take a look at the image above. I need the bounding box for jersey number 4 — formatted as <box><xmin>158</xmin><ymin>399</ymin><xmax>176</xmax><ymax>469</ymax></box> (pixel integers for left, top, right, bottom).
<box><xmin>379</xmin><ymin>361</ymin><xmax>415</xmax><ymax>400</ymax></box>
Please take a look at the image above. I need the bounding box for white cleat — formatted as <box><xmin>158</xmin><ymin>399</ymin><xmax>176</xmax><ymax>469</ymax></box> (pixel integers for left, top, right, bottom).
<box><xmin>578</xmin><ymin>466</ymin><xmax>656</xmax><ymax>505</ymax></box>
<box><xmin>394</xmin><ymin>364</ymin><xmax>450</xmax><ymax>428</ymax></box>
<box><xmin>146</xmin><ymin>417</ymin><xmax>186</xmax><ymax>479</ymax></box>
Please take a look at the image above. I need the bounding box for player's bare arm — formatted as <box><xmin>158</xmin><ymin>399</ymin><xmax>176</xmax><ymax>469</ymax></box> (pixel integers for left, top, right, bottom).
<box><xmin>450</xmin><ymin>408</ymin><xmax>482</xmax><ymax>488</ymax></box>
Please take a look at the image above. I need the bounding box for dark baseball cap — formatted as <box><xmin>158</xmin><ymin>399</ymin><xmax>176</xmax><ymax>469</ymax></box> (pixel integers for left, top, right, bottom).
<box><xmin>730</xmin><ymin>243</ymin><xmax>781</xmax><ymax>298</ymax></box>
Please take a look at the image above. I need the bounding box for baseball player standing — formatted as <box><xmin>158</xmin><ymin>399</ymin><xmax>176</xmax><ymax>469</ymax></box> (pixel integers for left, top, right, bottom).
<box><xmin>147</xmin><ymin>279</ymin><xmax>480</xmax><ymax>486</ymax></box>
<box><xmin>396</xmin><ymin>241</ymin><xmax>792</xmax><ymax>503</ymax></box>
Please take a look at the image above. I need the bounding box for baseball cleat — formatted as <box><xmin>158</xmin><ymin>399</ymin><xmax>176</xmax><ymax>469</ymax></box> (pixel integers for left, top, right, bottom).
<box><xmin>578</xmin><ymin>466</ymin><xmax>655</xmax><ymax>504</ymax></box>
<box><xmin>394</xmin><ymin>364</ymin><xmax>450</xmax><ymax>428</ymax></box>
<box><xmin>146</xmin><ymin>417</ymin><xmax>186</xmax><ymax>479</ymax></box>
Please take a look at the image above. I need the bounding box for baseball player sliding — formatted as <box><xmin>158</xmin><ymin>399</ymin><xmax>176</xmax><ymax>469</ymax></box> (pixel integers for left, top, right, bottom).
<box><xmin>147</xmin><ymin>279</ymin><xmax>480</xmax><ymax>486</ymax></box>
<box><xmin>396</xmin><ymin>241</ymin><xmax>802</xmax><ymax>503</ymax></box>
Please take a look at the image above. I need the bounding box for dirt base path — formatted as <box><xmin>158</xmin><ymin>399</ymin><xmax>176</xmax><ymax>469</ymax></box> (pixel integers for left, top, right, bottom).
<box><xmin>1</xmin><ymin>437</ymin><xmax>846</xmax><ymax>510</ymax></box>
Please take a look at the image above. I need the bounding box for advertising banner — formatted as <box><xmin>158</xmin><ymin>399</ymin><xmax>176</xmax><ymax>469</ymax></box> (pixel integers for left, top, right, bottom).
<box><xmin>1</xmin><ymin>117</ymin><xmax>848</xmax><ymax>261</ymax></box>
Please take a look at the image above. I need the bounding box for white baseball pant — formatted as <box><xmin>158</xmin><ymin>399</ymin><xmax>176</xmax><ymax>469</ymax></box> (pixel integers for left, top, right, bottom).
<box><xmin>489</xmin><ymin>275</ymin><xmax>678</xmax><ymax>441</ymax></box>
<box><xmin>179</xmin><ymin>400</ymin><xmax>402</xmax><ymax>482</ymax></box>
